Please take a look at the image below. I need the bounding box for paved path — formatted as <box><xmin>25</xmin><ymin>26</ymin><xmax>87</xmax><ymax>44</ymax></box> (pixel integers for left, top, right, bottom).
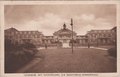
<box><xmin>17</xmin><ymin>48</ymin><xmax>116</xmax><ymax>73</ymax></box>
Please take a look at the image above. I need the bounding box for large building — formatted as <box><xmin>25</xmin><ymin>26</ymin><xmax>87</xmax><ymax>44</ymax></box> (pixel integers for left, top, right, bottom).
<box><xmin>86</xmin><ymin>27</ymin><xmax>116</xmax><ymax>46</ymax></box>
<box><xmin>53</xmin><ymin>23</ymin><xmax>77</xmax><ymax>48</ymax></box>
<box><xmin>87</xmin><ymin>30</ymin><xmax>112</xmax><ymax>46</ymax></box>
<box><xmin>5</xmin><ymin>24</ymin><xmax>116</xmax><ymax>48</ymax></box>
<box><xmin>5</xmin><ymin>27</ymin><xmax>43</xmax><ymax>46</ymax></box>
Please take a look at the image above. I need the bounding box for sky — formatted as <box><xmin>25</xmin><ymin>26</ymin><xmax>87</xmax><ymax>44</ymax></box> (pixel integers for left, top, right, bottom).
<box><xmin>5</xmin><ymin>4</ymin><xmax>116</xmax><ymax>35</ymax></box>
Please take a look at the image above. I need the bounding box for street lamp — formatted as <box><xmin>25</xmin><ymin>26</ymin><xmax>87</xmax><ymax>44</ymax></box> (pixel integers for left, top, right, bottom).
<box><xmin>70</xmin><ymin>18</ymin><xmax>73</xmax><ymax>54</ymax></box>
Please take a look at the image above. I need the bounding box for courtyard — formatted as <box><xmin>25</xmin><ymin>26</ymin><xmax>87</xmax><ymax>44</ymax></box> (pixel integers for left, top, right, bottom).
<box><xmin>17</xmin><ymin>47</ymin><xmax>117</xmax><ymax>73</ymax></box>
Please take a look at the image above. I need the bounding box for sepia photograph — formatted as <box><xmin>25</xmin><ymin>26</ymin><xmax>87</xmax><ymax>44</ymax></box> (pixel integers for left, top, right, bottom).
<box><xmin>0</xmin><ymin>1</ymin><xmax>120</xmax><ymax>77</ymax></box>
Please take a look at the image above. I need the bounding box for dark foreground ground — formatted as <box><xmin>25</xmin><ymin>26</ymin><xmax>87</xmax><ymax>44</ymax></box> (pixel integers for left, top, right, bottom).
<box><xmin>16</xmin><ymin>48</ymin><xmax>117</xmax><ymax>73</ymax></box>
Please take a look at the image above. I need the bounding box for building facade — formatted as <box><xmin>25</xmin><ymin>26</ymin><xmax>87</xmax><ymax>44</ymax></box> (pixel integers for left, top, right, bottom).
<box><xmin>5</xmin><ymin>27</ymin><xmax>43</xmax><ymax>46</ymax></box>
<box><xmin>86</xmin><ymin>27</ymin><xmax>116</xmax><ymax>46</ymax></box>
<box><xmin>5</xmin><ymin>25</ymin><xmax>116</xmax><ymax>48</ymax></box>
<box><xmin>53</xmin><ymin>23</ymin><xmax>77</xmax><ymax>48</ymax></box>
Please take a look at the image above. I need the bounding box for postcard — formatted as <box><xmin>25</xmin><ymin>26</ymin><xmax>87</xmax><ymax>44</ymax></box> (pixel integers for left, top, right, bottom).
<box><xmin>0</xmin><ymin>0</ymin><xmax>120</xmax><ymax>77</ymax></box>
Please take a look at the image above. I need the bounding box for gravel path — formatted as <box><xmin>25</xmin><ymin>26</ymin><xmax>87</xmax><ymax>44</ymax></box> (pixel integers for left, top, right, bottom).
<box><xmin>17</xmin><ymin>48</ymin><xmax>116</xmax><ymax>73</ymax></box>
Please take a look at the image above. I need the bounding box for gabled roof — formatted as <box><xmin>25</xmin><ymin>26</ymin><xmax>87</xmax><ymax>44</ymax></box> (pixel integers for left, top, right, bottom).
<box><xmin>5</xmin><ymin>27</ymin><xmax>18</xmax><ymax>32</ymax></box>
<box><xmin>111</xmin><ymin>26</ymin><xmax>116</xmax><ymax>31</ymax></box>
<box><xmin>53</xmin><ymin>23</ymin><xmax>76</xmax><ymax>35</ymax></box>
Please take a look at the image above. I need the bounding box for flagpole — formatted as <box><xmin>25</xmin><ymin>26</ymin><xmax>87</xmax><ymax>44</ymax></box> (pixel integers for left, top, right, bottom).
<box><xmin>71</xmin><ymin>18</ymin><xmax>73</xmax><ymax>54</ymax></box>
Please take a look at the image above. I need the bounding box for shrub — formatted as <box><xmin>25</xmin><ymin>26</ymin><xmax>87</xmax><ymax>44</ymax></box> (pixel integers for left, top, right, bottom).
<box><xmin>5</xmin><ymin>39</ymin><xmax>38</xmax><ymax>73</ymax></box>
<box><xmin>107</xmin><ymin>47</ymin><xmax>117</xmax><ymax>58</ymax></box>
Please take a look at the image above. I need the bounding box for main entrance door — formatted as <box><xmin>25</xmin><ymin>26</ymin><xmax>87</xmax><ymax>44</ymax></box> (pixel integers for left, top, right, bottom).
<box><xmin>62</xmin><ymin>43</ymin><xmax>69</xmax><ymax>48</ymax></box>
<box><xmin>62</xmin><ymin>39</ymin><xmax>70</xmax><ymax>48</ymax></box>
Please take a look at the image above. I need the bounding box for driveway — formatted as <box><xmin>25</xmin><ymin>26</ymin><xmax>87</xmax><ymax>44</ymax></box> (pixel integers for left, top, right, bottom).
<box><xmin>17</xmin><ymin>48</ymin><xmax>117</xmax><ymax>73</ymax></box>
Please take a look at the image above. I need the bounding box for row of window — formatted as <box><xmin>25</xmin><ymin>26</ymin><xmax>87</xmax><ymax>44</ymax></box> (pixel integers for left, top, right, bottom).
<box><xmin>88</xmin><ymin>33</ymin><xmax>113</xmax><ymax>38</ymax></box>
<box><xmin>15</xmin><ymin>35</ymin><xmax>42</xmax><ymax>38</ymax></box>
<box><xmin>90</xmin><ymin>30</ymin><xmax>112</xmax><ymax>33</ymax></box>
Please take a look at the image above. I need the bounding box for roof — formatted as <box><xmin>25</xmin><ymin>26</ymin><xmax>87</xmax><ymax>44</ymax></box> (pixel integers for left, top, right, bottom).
<box><xmin>53</xmin><ymin>23</ymin><xmax>76</xmax><ymax>35</ymax></box>
<box><xmin>87</xmin><ymin>27</ymin><xmax>116</xmax><ymax>34</ymax></box>
<box><xmin>5</xmin><ymin>27</ymin><xmax>18</xmax><ymax>32</ymax></box>
<box><xmin>5</xmin><ymin>27</ymin><xmax>43</xmax><ymax>36</ymax></box>
<box><xmin>111</xmin><ymin>26</ymin><xmax>117</xmax><ymax>31</ymax></box>
<box><xmin>86</xmin><ymin>29</ymin><xmax>111</xmax><ymax>34</ymax></box>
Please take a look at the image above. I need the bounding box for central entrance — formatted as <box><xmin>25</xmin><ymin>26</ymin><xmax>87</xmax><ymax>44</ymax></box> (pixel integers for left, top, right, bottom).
<box><xmin>62</xmin><ymin>39</ymin><xmax>70</xmax><ymax>48</ymax></box>
<box><xmin>62</xmin><ymin>42</ymin><xmax>69</xmax><ymax>48</ymax></box>
<box><xmin>53</xmin><ymin>23</ymin><xmax>76</xmax><ymax>48</ymax></box>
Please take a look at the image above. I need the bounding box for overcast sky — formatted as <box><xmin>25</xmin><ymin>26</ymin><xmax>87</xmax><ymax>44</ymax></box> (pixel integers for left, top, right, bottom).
<box><xmin>5</xmin><ymin>4</ymin><xmax>116</xmax><ymax>35</ymax></box>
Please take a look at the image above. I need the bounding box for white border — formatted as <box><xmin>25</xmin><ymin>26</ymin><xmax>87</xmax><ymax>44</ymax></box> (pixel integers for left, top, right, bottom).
<box><xmin>0</xmin><ymin>1</ymin><xmax>120</xmax><ymax>77</ymax></box>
